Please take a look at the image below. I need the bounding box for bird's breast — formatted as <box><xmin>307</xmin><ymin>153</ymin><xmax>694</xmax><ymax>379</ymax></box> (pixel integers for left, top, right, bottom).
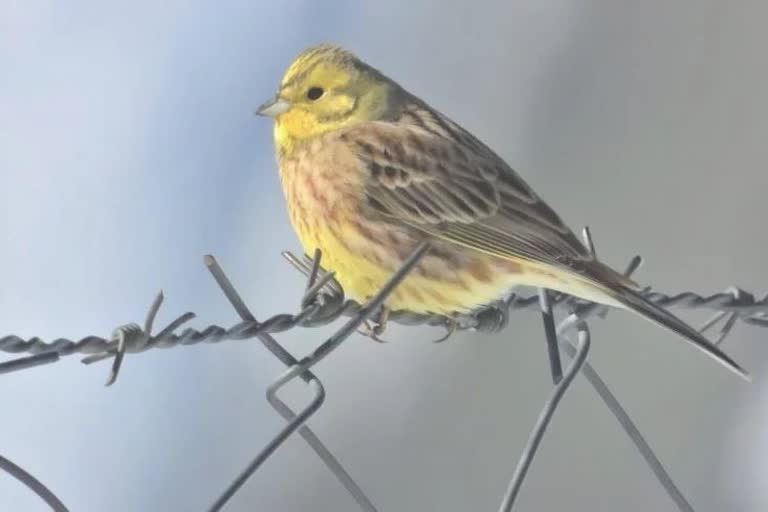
<box><xmin>278</xmin><ymin>139</ymin><xmax>362</xmax><ymax>247</ymax></box>
<box><xmin>275</xmin><ymin>138</ymin><xmax>529</xmax><ymax>315</ymax></box>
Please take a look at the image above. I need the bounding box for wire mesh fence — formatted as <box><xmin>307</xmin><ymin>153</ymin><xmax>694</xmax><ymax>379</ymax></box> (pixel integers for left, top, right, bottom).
<box><xmin>2</xmin><ymin>230</ymin><xmax>766</xmax><ymax>511</ymax></box>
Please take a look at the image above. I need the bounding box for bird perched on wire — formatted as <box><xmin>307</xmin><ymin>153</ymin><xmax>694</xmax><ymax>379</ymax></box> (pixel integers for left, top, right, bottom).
<box><xmin>256</xmin><ymin>43</ymin><xmax>746</xmax><ymax>378</ymax></box>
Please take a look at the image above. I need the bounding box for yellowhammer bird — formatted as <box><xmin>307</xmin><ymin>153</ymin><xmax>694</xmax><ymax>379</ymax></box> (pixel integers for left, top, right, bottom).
<box><xmin>257</xmin><ymin>43</ymin><xmax>745</xmax><ymax>378</ymax></box>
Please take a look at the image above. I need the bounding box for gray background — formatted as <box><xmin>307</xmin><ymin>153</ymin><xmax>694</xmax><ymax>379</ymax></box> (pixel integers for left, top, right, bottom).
<box><xmin>2</xmin><ymin>1</ymin><xmax>766</xmax><ymax>511</ymax></box>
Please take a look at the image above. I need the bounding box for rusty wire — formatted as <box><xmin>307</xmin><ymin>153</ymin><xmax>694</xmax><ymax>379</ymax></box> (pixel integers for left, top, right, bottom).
<box><xmin>1</xmin><ymin>237</ymin><xmax>767</xmax><ymax>511</ymax></box>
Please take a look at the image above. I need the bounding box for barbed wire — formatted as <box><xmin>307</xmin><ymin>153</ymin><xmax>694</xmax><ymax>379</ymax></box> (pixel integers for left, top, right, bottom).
<box><xmin>1</xmin><ymin>232</ymin><xmax>766</xmax><ymax>511</ymax></box>
<box><xmin>3</xmin><ymin>256</ymin><xmax>766</xmax><ymax>373</ymax></box>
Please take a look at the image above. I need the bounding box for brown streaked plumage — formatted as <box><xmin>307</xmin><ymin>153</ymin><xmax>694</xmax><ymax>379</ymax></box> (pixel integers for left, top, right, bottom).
<box><xmin>256</xmin><ymin>43</ymin><xmax>747</xmax><ymax>378</ymax></box>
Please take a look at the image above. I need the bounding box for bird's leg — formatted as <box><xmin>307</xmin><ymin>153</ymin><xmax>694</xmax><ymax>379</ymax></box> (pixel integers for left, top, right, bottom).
<box><xmin>358</xmin><ymin>305</ymin><xmax>390</xmax><ymax>343</ymax></box>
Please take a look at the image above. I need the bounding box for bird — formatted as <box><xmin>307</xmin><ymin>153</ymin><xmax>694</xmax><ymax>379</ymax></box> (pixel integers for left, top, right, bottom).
<box><xmin>256</xmin><ymin>43</ymin><xmax>746</xmax><ymax>379</ymax></box>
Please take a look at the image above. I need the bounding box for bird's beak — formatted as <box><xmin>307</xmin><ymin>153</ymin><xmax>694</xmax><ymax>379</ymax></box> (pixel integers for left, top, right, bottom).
<box><xmin>255</xmin><ymin>96</ymin><xmax>291</xmax><ymax>118</ymax></box>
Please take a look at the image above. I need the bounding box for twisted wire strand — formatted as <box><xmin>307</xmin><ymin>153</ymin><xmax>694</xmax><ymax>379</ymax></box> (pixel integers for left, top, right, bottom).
<box><xmin>2</xmin><ymin>256</ymin><xmax>766</xmax><ymax>367</ymax></box>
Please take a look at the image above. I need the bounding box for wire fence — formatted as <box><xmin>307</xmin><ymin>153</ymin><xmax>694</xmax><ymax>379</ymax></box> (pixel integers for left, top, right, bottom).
<box><xmin>2</xmin><ymin>231</ymin><xmax>767</xmax><ymax>511</ymax></box>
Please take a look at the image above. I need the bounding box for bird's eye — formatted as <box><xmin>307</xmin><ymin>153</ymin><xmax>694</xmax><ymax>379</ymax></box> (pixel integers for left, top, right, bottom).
<box><xmin>306</xmin><ymin>87</ymin><xmax>324</xmax><ymax>100</ymax></box>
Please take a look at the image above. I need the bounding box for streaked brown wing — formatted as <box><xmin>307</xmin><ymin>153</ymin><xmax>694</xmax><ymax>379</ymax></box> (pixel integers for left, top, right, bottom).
<box><xmin>340</xmin><ymin>104</ymin><xmax>593</xmax><ymax>270</ymax></box>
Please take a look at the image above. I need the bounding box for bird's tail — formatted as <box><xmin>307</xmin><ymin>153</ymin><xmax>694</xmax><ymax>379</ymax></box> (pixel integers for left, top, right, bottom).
<box><xmin>581</xmin><ymin>262</ymin><xmax>748</xmax><ymax>380</ymax></box>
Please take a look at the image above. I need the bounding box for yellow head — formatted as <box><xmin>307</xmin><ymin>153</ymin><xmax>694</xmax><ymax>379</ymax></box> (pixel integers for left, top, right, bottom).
<box><xmin>256</xmin><ymin>44</ymin><xmax>401</xmax><ymax>154</ymax></box>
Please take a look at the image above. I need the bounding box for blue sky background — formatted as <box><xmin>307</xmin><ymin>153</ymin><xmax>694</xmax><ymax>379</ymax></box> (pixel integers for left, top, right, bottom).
<box><xmin>2</xmin><ymin>1</ymin><xmax>768</xmax><ymax>511</ymax></box>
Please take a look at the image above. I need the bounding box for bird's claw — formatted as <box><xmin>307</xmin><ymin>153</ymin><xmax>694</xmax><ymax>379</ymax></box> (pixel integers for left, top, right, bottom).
<box><xmin>432</xmin><ymin>317</ymin><xmax>458</xmax><ymax>343</ymax></box>
<box><xmin>358</xmin><ymin>307</ymin><xmax>390</xmax><ymax>343</ymax></box>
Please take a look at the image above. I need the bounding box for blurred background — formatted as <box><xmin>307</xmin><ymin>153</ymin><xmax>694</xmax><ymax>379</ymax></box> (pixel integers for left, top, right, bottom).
<box><xmin>2</xmin><ymin>1</ymin><xmax>767</xmax><ymax>510</ymax></box>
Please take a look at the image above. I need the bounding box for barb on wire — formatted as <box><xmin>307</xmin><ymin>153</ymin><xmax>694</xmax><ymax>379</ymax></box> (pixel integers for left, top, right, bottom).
<box><xmin>79</xmin><ymin>291</ymin><xmax>196</xmax><ymax>386</ymax></box>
